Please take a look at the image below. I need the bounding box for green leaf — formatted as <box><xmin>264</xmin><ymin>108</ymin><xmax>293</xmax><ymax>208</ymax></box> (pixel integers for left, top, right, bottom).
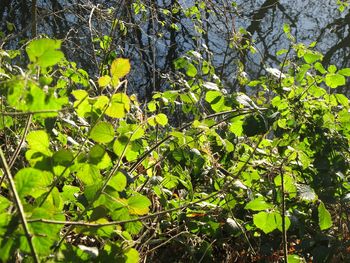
<box><xmin>338</xmin><ymin>68</ymin><xmax>350</xmax><ymax>76</ymax></box>
<box><xmin>26</xmin><ymin>38</ymin><xmax>64</xmax><ymax>68</ymax></box>
<box><xmin>288</xmin><ymin>254</ymin><xmax>306</xmax><ymax>263</ymax></box>
<box><xmin>229</xmin><ymin>116</ymin><xmax>244</xmax><ymax>136</ymax></box>
<box><xmin>72</xmin><ymin>90</ymin><xmax>90</xmax><ymax>117</ymax></box>
<box><xmin>88</xmin><ymin>145</ymin><xmax>112</xmax><ymax>170</ymax></box>
<box><xmin>52</xmin><ymin>149</ymin><xmax>74</xmax><ymax>167</ymax></box>
<box><xmin>245</xmin><ymin>197</ymin><xmax>274</xmax><ymax>211</ymax></box>
<box><xmin>125</xmin><ymin>248</ymin><xmax>140</xmax><ymax>263</ymax></box>
<box><xmin>205</xmin><ymin>90</ymin><xmax>229</xmax><ymax>112</ymax></box>
<box><xmin>74</xmin><ymin>163</ymin><xmax>102</xmax><ymax>186</ymax></box>
<box><xmin>186</xmin><ymin>62</ymin><xmax>197</xmax><ymax>77</ymax></box>
<box><xmin>328</xmin><ymin>65</ymin><xmax>337</xmax><ymax>73</ymax></box>
<box><xmin>325</xmin><ymin>73</ymin><xmax>346</xmax><ymax>88</ymax></box>
<box><xmin>117</xmin><ymin>121</ymin><xmax>144</xmax><ymax>141</ymax></box>
<box><xmin>113</xmin><ymin>138</ymin><xmax>128</xmax><ymax>156</ymax></box>
<box><xmin>28</xmin><ymin>207</ymin><xmax>64</xmax><ymax>256</ymax></box>
<box><xmin>105</xmin><ymin>93</ymin><xmax>130</xmax><ymax>118</ymax></box>
<box><xmin>318</xmin><ymin>201</ymin><xmax>332</xmax><ymax>230</ymax></box>
<box><xmin>303</xmin><ymin>51</ymin><xmax>322</xmax><ymax>64</ymax></box>
<box><xmin>334</xmin><ymin>93</ymin><xmax>349</xmax><ymax>107</ymax></box>
<box><xmin>127</xmin><ymin>195</ymin><xmax>151</xmax><ymax>215</ymax></box>
<box><xmin>90</xmin><ymin>122</ymin><xmax>115</xmax><ymax>143</ymax></box>
<box><xmin>108</xmin><ymin>171</ymin><xmax>127</xmax><ymax>192</ymax></box>
<box><xmin>147</xmin><ymin>116</ymin><xmax>157</xmax><ymax>126</ymax></box>
<box><xmin>147</xmin><ymin>101</ymin><xmax>157</xmax><ymax>112</ymax></box>
<box><xmin>0</xmin><ymin>196</ymin><xmax>11</xmax><ymax>211</ymax></box>
<box><xmin>155</xmin><ymin>113</ymin><xmax>168</xmax><ymax>126</ymax></box>
<box><xmin>110</xmin><ymin>58</ymin><xmax>131</xmax><ymax>79</ymax></box>
<box><xmin>274</xmin><ymin>174</ymin><xmax>296</xmax><ymax>196</ymax></box>
<box><xmin>98</xmin><ymin>75</ymin><xmax>111</xmax><ymax>87</ymax></box>
<box><xmin>14</xmin><ymin>168</ymin><xmax>53</xmax><ymax>199</ymax></box>
<box><xmin>61</xmin><ymin>185</ymin><xmax>80</xmax><ymax>202</ymax></box>
<box><xmin>314</xmin><ymin>62</ymin><xmax>326</xmax><ymax>74</ymax></box>
<box><xmin>253</xmin><ymin>211</ymin><xmax>277</xmax><ymax>234</ymax></box>
<box><xmin>26</xmin><ymin>130</ymin><xmax>52</xmax><ymax>156</ymax></box>
<box><xmin>274</xmin><ymin>212</ymin><xmax>291</xmax><ymax>232</ymax></box>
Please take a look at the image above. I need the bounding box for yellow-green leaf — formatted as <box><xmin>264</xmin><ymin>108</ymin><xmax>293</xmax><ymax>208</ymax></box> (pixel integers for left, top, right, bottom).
<box><xmin>155</xmin><ymin>113</ymin><xmax>168</xmax><ymax>126</ymax></box>
<box><xmin>127</xmin><ymin>195</ymin><xmax>151</xmax><ymax>215</ymax></box>
<box><xmin>90</xmin><ymin>122</ymin><xmax>115</xmax><ymax>143</ymax></box>
<box><xmin>110</xmin><ymin>58</ymin><xmax>131</xmax><ymax>79</ymax></box>
<box><xmin>98</xmin><ymin>75</ymin><xmax>111</xmax><ymax>87</ymax></box>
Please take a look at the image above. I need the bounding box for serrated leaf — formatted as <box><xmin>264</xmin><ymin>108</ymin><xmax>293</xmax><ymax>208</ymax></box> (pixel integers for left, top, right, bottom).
<box><xmin>128</xmin><ymin>195</ymin><xmax>151</xmax><ymax>215</ymax></box>
<box><xmin>74</xmin><ymin>163</ymin><xmax>102</xmax><ymax>186</ymax></box>
<box><xmin>155</xmin><ymin>113</ymin><xmax>168</xmax><ymax>126</ymax></box>
<box><xmin>108</xmin><ymin>171</ymin><xmax>127</xmax><ymax>192</ymax></box>
<box><xmin>28</xmin><ymin>207</ymin><xmax>65</xmax><ymax>256</ymax></box>
<box><xmin>113</xmin><ymin>138</ymin><xmax>128</xmax><ymax>156</ymax></box>
<box><xmin>14</xmin><ymin>168</ymin><xmax>53</xmax><ymax>199</ymax></box>
<box><xmin>230</xmin><ymin>116</ymin><xmax>244</xmax><ymax>137</ymax></box>
<box><xmin>98</xmin><ymin>75</ymin><xmax>111</xmax><ymax>87</ymax></box>
<box><xmin>117</xmin><ymin>122</ymin><xmax>144</xmax><ymax>141</ymax></box>
<box><xmin>90</xmin><ymin>122</ymin><xmax>115</xmax><ymax>143</ymax></box>
<box><xmin>26</xmin><ymin>130</ymin><xmax>52</xmax><ymax>156</ymax></box>
<box><xmin>318</xmin><ymin>202</ymin><xmax>332</xmax><ymax>230</ymax></box>
<box><xmin>274</xmin><ymin>174</ymin><xmax>296</xmax><ymax>195</ymax></box>
<box><xmin>26</xmin><ymin>38</ymin><xmax>64</xmax><ymax>68</ymax></box>
<box><xmin>110</xmin><ymin>58</ymin><xmax>131</xmax><ymax>79</ymax></box>
<box><xmin>105</xmin><ymin>93</ymin><xmax>130</xmax><ymax>118</ymax></box>
<box><xmin>0</xmin><ymin>196</ymin><xmax>11</xmax><ymax>211</ymax></box>
<box><xmin>205</xmin><ymin>90</ymin><xmax>229</xmax><ymax>112</ymax></box>
<box><xmin>88</xmin><ymin>145</ymin><xmax>112</xmax><ymax>170</ymax></box>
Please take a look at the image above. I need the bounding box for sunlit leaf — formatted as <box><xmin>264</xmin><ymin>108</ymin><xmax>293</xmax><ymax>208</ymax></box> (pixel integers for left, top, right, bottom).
<box><xmin>128</xmin><ymin>195</ymin><xmax>151</xmax><ymax>215</ymax></box>
<box><xmin>245</xmin><ymin>197</ymin><xmax>274</xmax><ymax>211</ymax></box>
<box><xmin>98</xmin><ymin>75</ymin><xmax>111</xmax><ymax>87</ymax></box>
<box><xmin>110</xmin><ymin>58</ymin><xmax>131</xmax><ymax>79</ymax></box>
<box><xmin>15</xmin><ymin>168</ymin><xmax>53</xmax><ymax>199</ymax></box>
<box><xmin>26</xmin><ymin>130</ymin><xmax>52</xmax><ymax>156</ymax></box>
<box><xmin>325</xmin><ymin>73</ymin><xmax>345</xmax><ymax>88</ymax></box>
<box><xmin>155</xmin><ymin>113</ymin><xmax>168</xmax><ymax>126</ymax></box>
<box><xmin>253</xmin><ymin>211</ymin><xmax>277</xmax><ymax>234</ymax></box>
<box><xmin>26</xmin><ymin>38</ymin><xmax>64</xmax><ymax>68</ymax></box>
<box><xmin>108</xmin><ymin>171</ymin><xmax>127</xmax><ymax>192</ymax></box>
<box><xmin>125</xmin><ymin>248</ymin><xmax>140</xmax><ymax>263</ymax></box>
<box><xmin>90</xmin><ymin>122</ymin><xmax>115</xmax><ymax>143</ymax></box>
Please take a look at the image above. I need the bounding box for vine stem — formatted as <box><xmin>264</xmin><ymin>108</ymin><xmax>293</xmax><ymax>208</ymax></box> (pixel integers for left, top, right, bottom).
<box><xmin>280</xmin><ymin>166</ymin><xmax>288</xmax><ymax>263</ymax></box>
<box><xmin>0</xmin><ymin>147</ymin><xmax>39</xmax><ymax>263</ymax></box>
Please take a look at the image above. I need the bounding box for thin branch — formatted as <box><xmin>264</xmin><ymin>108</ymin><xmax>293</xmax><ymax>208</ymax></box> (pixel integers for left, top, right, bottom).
<box><xmin>0</xmin><ymin>147</ymin><xmax>39</xmax><ymax>263</ymax></box>
<box><xmin>9</xmin><ymin>114</ymin><xmax>32</xmax><ymax>169</ymax></box>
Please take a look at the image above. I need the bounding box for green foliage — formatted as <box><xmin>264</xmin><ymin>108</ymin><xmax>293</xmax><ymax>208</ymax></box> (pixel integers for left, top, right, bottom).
<box><xmin>1</xmin><ymin>33</ymin><xmax>350</xmax><ymax>262</ymax></box>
